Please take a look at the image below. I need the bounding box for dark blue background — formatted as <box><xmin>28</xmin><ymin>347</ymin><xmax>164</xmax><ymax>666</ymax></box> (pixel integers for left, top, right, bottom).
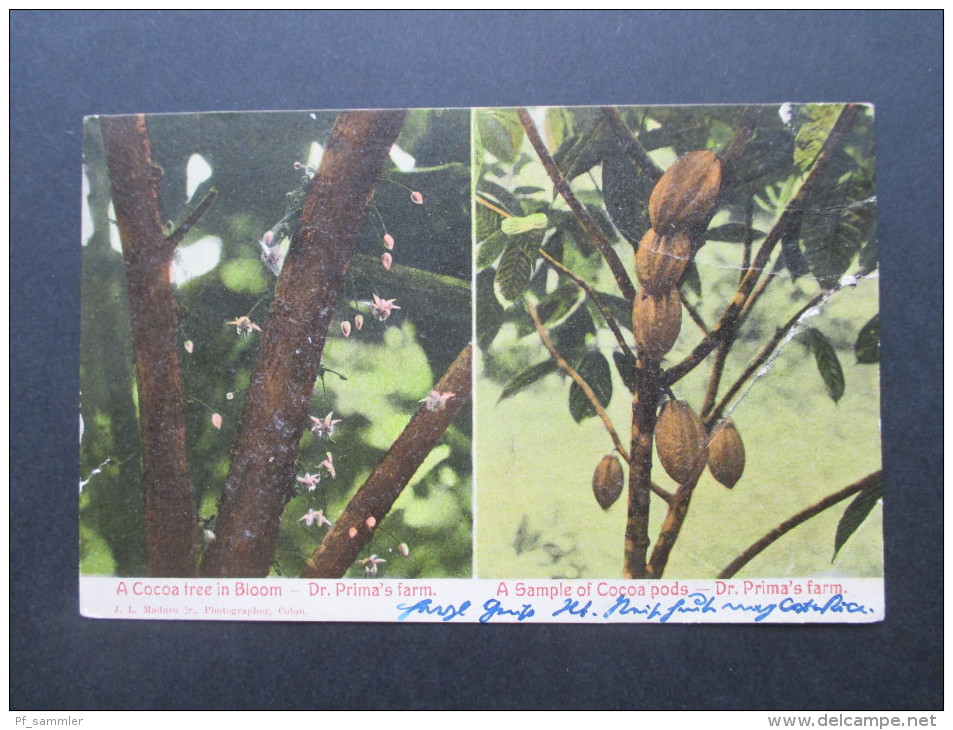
<box><xmin>11</xmin><ymin>11</ymin><xmax>942</xmax><ymax>710</ymax></box>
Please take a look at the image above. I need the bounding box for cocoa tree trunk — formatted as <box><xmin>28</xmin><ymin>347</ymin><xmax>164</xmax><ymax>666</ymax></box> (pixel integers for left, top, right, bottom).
<box><xmin>100</xmin><ymin>115</ymin><xmax>196</xmax><ymax>577</ymax></box>
<box><xmin>201</xmin><ymin>109</ymin><xmax>407</xmax><ymax>577</ymax></box>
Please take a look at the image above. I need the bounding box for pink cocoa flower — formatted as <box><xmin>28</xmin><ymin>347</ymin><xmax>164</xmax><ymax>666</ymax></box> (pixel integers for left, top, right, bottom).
<box><xmin>369</xmin><ymin>294</ymin><xmax>401</xmax><ymax>322</ymax></box>
<box><xmin>381</xmin><ymin>252</ymin><xmax>393</xmax><ymax>271</ymax></box>
<box><xmin>424</xmin><ymin>390</ymin><xmax>456</xmax><ymax>412</ymax></box>
<box><xmin>382</xmin><ymin>233</ymin><xmax>395</xmax><ymax>250</ymax></box>
<box><xmin>365</xmin><ymin>516</ymin><xmax>377</xmax><ymax>529</ymax></box>
<box><xmin>321</xmin><ymin>452</ymin><xmax>336</xmax><ymax>478</ymax></box>
<box><xmin>299</xmin><ymin>509</ymin><xmax>332</xmax><ymax>528</ymax></box>
<box><xmin>410</xmin><ymin>191</ymin><xmax>423</xmax><ymax>204</ymax></box>
<box><xmin>354</xmin><ymin>314</ymin><xmax>364</xmax><ymax>331</ymax></box>
<box><xmin>360</xmin><ymin>555</ymin><xmax>387</xmax><ymax>575</ymax></box>
<box><xmin>341</xmin><ymin>320</ymin><xmax>352</xmax><ymax>337</ymax></box>
<box><xmin>184</xmin><ymin>340</ymin><xmax>194</xmax><ymax>354</ymax></box>
<box><xmin>310</xmin><ymin>411</ymin><xmax>342</xmax><ymax>439</ymax></box>
<box><xmin>227</xmin><ymin>316</ymin><xmax>262</xmax><ymax>336</ymax></box>
<box><xmin>211</xmin><ymin>413</ymin><xmax>223</xmax><ymax>429</ymax></box>
<box><xmin>296</xmin><ymin>472</ymin><xmax>321</xmax><ymax>492</ymax></box>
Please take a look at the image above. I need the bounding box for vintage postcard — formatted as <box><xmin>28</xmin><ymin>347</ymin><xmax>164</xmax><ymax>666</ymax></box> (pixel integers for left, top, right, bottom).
<box><xmin>80</xmin><ymin>104</ymin><xmax>882</xmax><ymax>623</ymax></box>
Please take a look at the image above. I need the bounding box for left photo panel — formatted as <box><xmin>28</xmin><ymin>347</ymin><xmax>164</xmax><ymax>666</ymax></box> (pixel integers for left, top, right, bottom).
<box><xmin>80</xmin><ymin>110</ymin><xmax>473</xmax><ymax>582</ymax></box>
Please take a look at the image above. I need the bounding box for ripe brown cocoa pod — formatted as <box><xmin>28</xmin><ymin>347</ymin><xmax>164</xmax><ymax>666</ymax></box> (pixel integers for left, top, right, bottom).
<box><xmin>655</xmin><ymin>400</ymin><xmax>708</xmax><ymax>485</ymax></box>
<box><xmin>631</xmin><ymin>289</ymin><xmax>682</xmax><ymax>361</ymax></box>
<box><xmin>648</xmin><ymin>149</ymin><xmax>722</xmax><ymax>233</ymax></box>
<box><xmin>635</xmin><ymin>229</ymin><xmax>692</xmax><ymax>295</ymax></box>
<box><xmin>592</xmin><ymin>454</ymin><xmax>624</xmax><ymax>510</ymax></box>
<box><xmin>707</xmin><ymin>419</ymin><xmax>746</xmax><ymax>489</ymax></box>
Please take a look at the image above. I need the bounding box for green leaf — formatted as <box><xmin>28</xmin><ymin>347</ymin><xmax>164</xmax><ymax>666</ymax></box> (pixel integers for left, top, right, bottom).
<box><xmin>602</xmin><ymin>137</ymin><xmax>652</xmax><ymax>246</ymax></box>
<box><xmin>499</xmin><ymin>360</ymin><xmax>560</xmax><ymax>401</ymax></box>
<box><xmin>476</xmin><ymin>230</ymin><xmax>510</xmax><ymax>269</ymax></box>
<box><xmin>781</xmin><ymin>223</ymin><xmax>811</xmax><ymax>281</ymax></box>
<box><xmin>706</xmin><ymin>222</ymin><xmax>766</xmax><ymax>243</ymax></box>
<box><xmin>594</xmin><ymin>291</ymin><xmax>633</xmax><ymax>332</ymax></box>
<box><xmin>857</xmin><ymin>233</ymin><xmax>879</xmax><ymax>275</ymax></box>
<box><xmin>476</xmin><ymin>268</ymin><xmax>505</xmax><ymax>350</ymax></box>
<box><xmin>477</xmin><ymin>179</ymin><xmax>525</xmax><ymax>218</ymax></box>
<box><xmin>794</xmin><ymin>104</ymin><xmax>845</xmax><ymax>172</ymax></box>
<box><xmin>807</xmin><ymin>327</ymin><xmax>845</xmax><ymax>403</ymax></box>
<box><xmin>476</xmin><ymin>201</ymin><xmax>502</xmax><ymax>242</ymax></box>
<box><xmin>501</xmin><ymin>212</ymin><xmax>548</xmax><ymax>236</ymax></box>
<box><xmin>536</xmin><ymin>282</ymin><xmax>583</xmax><ymax>325</ymax></box>
<box><xmin>801</xmin><ymin>170</ymin><xmax>875</xmax><ymax>289</ymax></box>
<box><xmin>477</xmin><ymin>109</ymin><xmax>525</xmax><ymax>164</ymax></box>
<box><xmin>552</xmin><ymin>114</ymin><xmax>610</xmax><ymax>181</ymax></box>
<box><xmin>854</xmin><ymin>314</ymin><xmax>880</xmax><ymax>364</ymax></box>
<box><xmin>833</xmin><ymin>475</ymin><xmax>883</xmax><ymax>560</ymax></box>
<box><xmin>682</xmin><ymin>260</ymin><xmax>702</xmax><ymax>298</ymax></box>
<box><xmin>568</xmin><ymin>351</ymin><xmax>613</xmax><ymax>422</ymax></box>
<box><xmin>495</xmin><ymin>237</ymin><xmax>536</xmax><ymax>302</ymax></box>
<box><xmin>612</xmin><ymin>350</ymin><xmax>639</xmax><ymax>393</ymax></box>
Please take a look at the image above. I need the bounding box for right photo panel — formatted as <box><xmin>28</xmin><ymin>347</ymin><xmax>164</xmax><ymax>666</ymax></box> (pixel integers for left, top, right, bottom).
<box><xmin>474</xmin><ymin>105</ymin><xmax>882</xmax><ymax>581</ymax></box>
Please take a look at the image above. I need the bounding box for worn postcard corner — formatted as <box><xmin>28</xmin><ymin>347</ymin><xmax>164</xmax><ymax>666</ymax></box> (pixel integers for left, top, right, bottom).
<box><xmin>80</xmin><ymin>104</ymin><xmax>881</xmax><ymax>624</ymax></box>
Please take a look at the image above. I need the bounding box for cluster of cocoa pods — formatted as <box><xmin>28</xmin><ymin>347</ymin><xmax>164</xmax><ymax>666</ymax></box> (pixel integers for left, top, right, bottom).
<box><xmin>653</xmin><ymin>400</ymin><xmax>746</xmax><ymax>489</ymax></box>
<box><xmin>632</xmin><ymin>149</ymin><xmax>722</xmax><ymax>361</ymax></box>
<box><xmin>591</xmin><ymin>403</ymin><xmax>747</xmax><ymax>509</ymax></box>
<box><xmin>591</xmin><ymin>150</ymin><xmax>750</xmax><ymax>507</ymax></box>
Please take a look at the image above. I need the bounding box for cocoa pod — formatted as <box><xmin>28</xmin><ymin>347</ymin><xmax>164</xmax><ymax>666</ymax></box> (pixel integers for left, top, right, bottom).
<box><xmin>707</xmin><ymin>419</ymin><xmax>746</xmax><ymax>489</ymax></box>
<box><xmin>635</xmin><ymin>229</ymin><xmax>692</xmax><ymax>295</ymax></box>
<box><xmin>655</xmin><ymin>400</ymin><xmax>708</xmax><ymax>485</ymax></box>
<box><xmin>631</xmin><ymin>289</ymin><xmax>682</xmax><ymax>361</ymax></box>
<box><xmin>648</xmin><ymin>150</ymin><xmax>722</xmax><ymax>233</ymax></box>
<box><xmin>592</xmin><ymin>454</ymin><xmax>624</xmax><ymax>510</ymax></box>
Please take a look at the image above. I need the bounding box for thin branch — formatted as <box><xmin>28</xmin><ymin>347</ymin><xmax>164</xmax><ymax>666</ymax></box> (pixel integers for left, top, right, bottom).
<box><xmin>100</xmin><ymin>114</ymin><xmax>196</xmax><ymax>577</ymax></box>
<box><xmin>662</xmin><ymin>104</ymin><xmax>861</xmax><ymax>388</ymax></box>
<box><xmin>647</xmin><ymin>474</ymin><xmax>701</xmax><ymax>577</ymax></box>
<box><xmin>706</xmin><ymin>288</ymin><xmax>828</xmax><ymax>428</ymax></box>
<box><xmin>680</xmin><ymin>292</ymin><xmax>710</xmax><ymax>336</ymax></box>
<box><xmin>475</xmin><ymin>194</ymin><xmax>512</xmax><ymax>219</ymax></box>
<box><xmin>302</xmin><ymin>344</ymin><xmax>473</xmax><ymax>579</ymax></box>
<box><xmin>518</xmin><ymin>108</ymin><xmax>637</xmax><ymax>303</ymax></box>
<box><xmin>166</xmin><ymin>187</ymin><xmax>219</xmax><ymax>246</ymax></box>
<box><xmin>538</xmin><ymin>249</ymin><xmax>638</xmax><ymax>367</ymax></box>
<box><xmin>739</xmin><ymin>250</ymin><xmax>785</xmax><ymax>323</ymax></box>
<box><xmin>651</xmin><ymin>482</ymin><xmax>676</xmax><ymax>506</ymax></box>
<box><xmin>718</xmin><ymin>471</ymin><xmax>881</xmax><ymax>579</ymax></box>
<box><xmin>527</xmin><ymin>301</ymin><xmax>629</xmax><ymax>463</ymax></box>
<box><xmin>601</xmin><ymin>106</ymin><xmax>662</xmax><ymax>184</ymax></box>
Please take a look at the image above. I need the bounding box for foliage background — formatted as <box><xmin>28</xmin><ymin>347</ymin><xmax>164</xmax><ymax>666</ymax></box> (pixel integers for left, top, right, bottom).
<box><xmin>12</xmin><ymin>10</ymin><xmax>941</xmax><ymax>711</ymax></box>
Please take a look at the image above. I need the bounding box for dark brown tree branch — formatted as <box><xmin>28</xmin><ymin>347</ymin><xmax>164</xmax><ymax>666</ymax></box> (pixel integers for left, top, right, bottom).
<box><xmin>101</xmin><ymin>114</ymin><xmax>196</xmax><ymax>576</ymax></box>
<box><xmin>718</xmin><ymin>471</ymin><xmax>881</xmax><ymax>579</ymax></box>
<box><xmin>623</xmin><ymin>356</ymin><xmax>661</xmax><ymax>578</ymax></box>
<box><xmin>662</xmin><ymin>104</ymin><xmax>861</xmax><ymax>388</ymax></box>
<box><xmin>201</xmin><ymin>109</ymin><xmax>407</xmax><ymax>577</ymax></box>
<box><xmin>518</xmin><ymin>108</ymin><xmax>637</xmax><ymax>303</ymax></box>
<box><xmin>647</xmin><ymin>473</ymin><xmax>702</xmax><ymax>578</ymax></box>
<box><xmin>166</xmin><ymin>187</ymin><xmax>219</xmax><ymax>246</ymax></box>
<box><xmin>302</xmin><ymin>344</ymin><xmax>473</xmax><ymax>578</ymax></box>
